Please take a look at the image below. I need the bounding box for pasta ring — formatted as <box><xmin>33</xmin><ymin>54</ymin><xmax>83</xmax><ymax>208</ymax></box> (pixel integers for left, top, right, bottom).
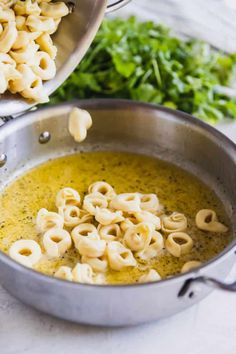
<box><xmin>110</xmin><ymin>193</ymin><xmax>141</xmax><ymax>213</ymax></box>
<box><xmin>136</xmin><ymin>231</ymin><xmax>164</xmax><ymax>260</ymax></box>
<box><xmin>36</xmin><ymin>208</ymin><xmax>64</xmax><ymax>233</ymax></box>
<box><xmin>72</xmin><ymin>263</ymin><xmax>94</xmax><ymax>284</ymax></box>
<box><xmin>138</xmin><ymin>193</ymin><xmax>160</xmax><ymax>213</ymax></box>
<box><xmin>54</xmin><ymin>266</ymin><xmax>73</xmax><ymax>281</ymax></box>
<box><xmin>139</xmin><ymin>269</ymin><xmax>161</xmax><ymax>283</ymax></box>
<box><xmin>123</xmin><ymin>222</ymin><xmax>154</xmax><ymax>252</ymax></box>
<box><xmin>88</xmin><ymin>181</ymin><xmax>116</xmax><ymax>200</ymax></box>
<box><xmin>81</xmin><ymin>255</ymin><xmax>108</xmax><ymax>273</ymax></box>
<box><xmin>94</xmin><ymin>207</ymin><xmax>124</xmax><ymax>226</ymax></box>
<box><xmin>31</xmin><ymin>51</ymin><xmax>56</xmax><ymax>80</ymax></box>
<box><xmin>162</xmin><ymin>212</ymin><xmax>187</xmax><ymax>233</ymax></box>
<box><xmin>40</xmin><ymin>1</ymin><xmax>69</xmax><ymax>19</ymax></box>
<box><xmin>165</xmin><ymin>232</ymin><xmax>193</xmax><ymax>257</ymax></box>
<box><xmin>0</xmin><ymin>21</ymin><xmax>17</xmax><ymax>53</ymax></box>
<box><xmin>107</xmin><ymin>241</ymin><xmax>137</xmax><ymax>271</ymax></box>
<box><xmin>58</xmin><ymin>205</ymin><xmax>81</xmax><ymax>228</ymax></box>
<box><xmin>83</xmin><ymin>192</ymin><xmax>108</xmax><ymax>216</ymax></box>
<box><xmin>43</xmin><ymin>228</ymin><xmax>72</xmax><ymax>258</ymax></box>
<box><xmin>56</xmin><ymin>187</ymin><xmax>81</xmax><ymax>208</ymax></box>
<box><xmin>181</xmin><ymin>261</ymin><xmax>202</xmax><ymax>273</ymax></box>
<box><xmin>98</xmin><ymin>223</ymin><xmax>122</xmax><ymax>241</ymax></box>
<box><xmin>195</xmin><ymin>209</ymin><xmax>228</xmax><ymax>233</ymax></box>
<box><xmin>35</xmin><ymin>33</ymin><xmax>57</xmax><ymax>59</ymax></box>
<box><xmin>68</xmin><ymin>107</ymin><xmax>93</xmax><ymax>143</ymax></box>
<box><xmin>134</xmin><ymin>210</ymin><xmax>161</xmax><ymax>230</ymax></box>
<box><xmin>9</xmin><ymin>239</ymin><xmax>42</xmax><ymax>268</ymax></box>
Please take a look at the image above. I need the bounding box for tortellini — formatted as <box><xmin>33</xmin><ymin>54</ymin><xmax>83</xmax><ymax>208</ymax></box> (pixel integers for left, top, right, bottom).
<box><xmin>88</xmin><ymin>181</ymin><xmax>116</xmax><ymax>200</ymax></box>
<box><xmin>181</xmin><ymin>260</ymin><xmax>202</xmax><ymax>273</ymax></box>
<box><xmin>98</xmin><ymin>223</ymin><xmax>122</xmax><ymax>241</ymax></box>
<box><xmin>71</xmin><ymin>223</ymin><xmax>106</xmax><ymax>258</ymax></box>
<box><xmin>68</xmin><ymin>107</ymin><xmax>93</xmax><ymax>143</ymax></box>
<box><xmin>12</xmin><ymin>179</ymin><xmax>228</xmax><ymax>285</ymax></box>
<box><xmin>72</xmin><ymin>263</ymin><xmax>94</xmax><ymax>284</ymax></box>
<box><xmin>123</xmin><ymin>222</ymin><xmax>154</xmax><ymax>252</ymax></box>
<box><xmin>54</xmin><ymin>266</ymin><xmax>73</xmax><ymax>281</ymax></box>
<box><xmin>195</xmin><ymin>209</ymin><xmax>228</xmax><ymax>233</ymax></box>
<box><xmin>139</xmin><ymin>269</ymin><xmax>161</xmax><ymax>283</ymax></box>
<box><xmin>136</xmin><ymin>231</ymin><xmax>164</xmax><ymax>260</ymax></box>
<box><xmin>110</xmin><ymin>193</ymin><xmax>141</xmax><ymax>213</ymax></box>
<box><xmin>58</xmin><ymin>205</ymin><xmax>81</xmax><ymax>228</ymax></box>
<box><xmin>107</xmin><ymin>241</ymin><xmax>137</xmax><ymax>271</ymax></box>
<box><xmin>36</xmin><ymin>208</ymin><xmax>64</xmax><ymax>233</ymax></box>
<box><xmin>161</xmin><ymin>212</ymin><xmax>187</xmax><ymax>233</ymax></box>
<box><xmin>165</xmin><ymin>232</ymin><xmax>193</xmax><ymax>257</ymax></box>
<box><xmin>43</xmin><ymin>228</ymin><xmax>72</xmax><ymax>257</ymax></box>
<box><xmin>56</xmin><ymin>187</ymin><xmax>81</xmax><ymax>208</ymax></box>
<box><xmin>0</xmin><ymin>0</ymin><xmax>69</xmax><ymax>102</ymax></box>
<box><xmin>9</xmin><ymin>239</ymin><xmax>42</xmax><ymax>268</ymax></box>
<box><xmin>83</xmin><ymin>193</ymin><xmax>108</xmax><ymax>216</ymax></box>
<box><xmin>94</xmin><ymin>207</ymin><xmax>124</xmax><ymax>226</ymax></box>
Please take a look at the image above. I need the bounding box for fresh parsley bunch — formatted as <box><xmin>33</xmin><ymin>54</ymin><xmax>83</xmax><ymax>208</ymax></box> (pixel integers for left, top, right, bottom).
<box><xmin>51</xmin><ymin>16</ymin><xmax>236</xmax><ymax>123</ymax></box>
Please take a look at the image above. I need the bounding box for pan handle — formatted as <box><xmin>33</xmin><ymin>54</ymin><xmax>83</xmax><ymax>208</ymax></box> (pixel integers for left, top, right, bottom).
<box><xmin>106</xmin><ymin>0</ymin><xmax>131</xmax><ymax>13</ymax></box>
<box><xmin>178</xmin><ymin>275</ymin><xmax>236</xmax><ymax>297</ymax></box>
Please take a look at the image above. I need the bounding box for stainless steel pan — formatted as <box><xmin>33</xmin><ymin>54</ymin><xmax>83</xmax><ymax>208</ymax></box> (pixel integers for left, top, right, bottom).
<box><xmin>0</xmin><ymin>0</ymin><xmax>130</xmax><ymax>117</ymax></box>
<box><xmin>0</xmin><ymin>99</ymin><xmax>235</xmax><ymax>326</ymax></box>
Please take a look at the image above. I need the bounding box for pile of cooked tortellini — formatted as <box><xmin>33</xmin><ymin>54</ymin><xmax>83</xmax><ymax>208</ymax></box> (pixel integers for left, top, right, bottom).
<box><xmin>8</xmin><ymin>181</ymin><xmax>228</xmax><ymax>284</ymax></box>
<box><xmin>0</xmin><ymin>0</ymin><xmax>69</xmax><ymax>102</ymax></box>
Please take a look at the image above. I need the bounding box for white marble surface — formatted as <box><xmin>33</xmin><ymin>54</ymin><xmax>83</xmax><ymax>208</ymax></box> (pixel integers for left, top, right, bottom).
<box><xmin>1</xmin><ymin>1</ymin><xmax>236</xmax><ymax>353</ymax></box>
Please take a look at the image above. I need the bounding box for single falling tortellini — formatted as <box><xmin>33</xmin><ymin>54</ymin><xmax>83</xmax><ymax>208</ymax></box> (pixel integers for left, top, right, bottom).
<box><xmin>136</xmin><ymin>231</ymin><xmax>164</xmax><ymax>261</ymax></box>
<box><xmin>161</xmin><ymin>212</ymin><xmax>187</xmax><ymax>233</ymax></box>
<box><xmin>107</xmin><ymin>241</ymin><xmax>137</xmax><ymax>271</ymax></box>
<box><xmin>123</xmin><ymin>222</ymin><xmax>154</xmax><ymax>252</ymax></box>
<box><xmin>94</xmin><ymin>207</ymin><xmax>124</xmax><ymax>226</ymax></box>
<box><xmin>165</xmin><ymin>232</ymin><xmax>193</xmax><ymax>257</ymax></box>
<box><xmin>139</xmin><ymin>269</ymin><xmax>161</xmax><ymax>283</ymax></box>
<box><xmin>68</xmin><ymin>107</ymin><xmax>93</xmax><ymax>143</ymax></box>
<box><xmin>9</xmin><ymin>239</ymin><xmax>42</xmax><ymax>268</ymax></box>
<box><xmin>56</xmin><ymin>187</ymin><xmax>81</xmax><ymax>208</ymax></box>
<box><xmin>36</xmin><ymin>208</ymin><xmax>64</xmax><ymax>233</ymax></box>
<box><xmin>43</xmin><ymin>228</ymin><xmax>72</xmax><ymax>257</ymax></box>
<box><xmin>195</xmin><ymin>209</ymin><xmax>228</xmax><ymax>233</ymax></box>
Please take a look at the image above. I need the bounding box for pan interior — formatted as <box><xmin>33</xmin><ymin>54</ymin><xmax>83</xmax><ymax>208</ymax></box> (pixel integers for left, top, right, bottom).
<box><xmin>0</xmin><ymin>149</ymin><xmax>232</xmax><ymax>284</ymax></box>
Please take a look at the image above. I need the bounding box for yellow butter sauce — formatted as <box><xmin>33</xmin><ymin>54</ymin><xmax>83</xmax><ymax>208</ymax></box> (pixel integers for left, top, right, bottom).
<box><xmin>0</xmin><ymin>152</ymin><xmax>232</xmax><ymax>284</ymax></box>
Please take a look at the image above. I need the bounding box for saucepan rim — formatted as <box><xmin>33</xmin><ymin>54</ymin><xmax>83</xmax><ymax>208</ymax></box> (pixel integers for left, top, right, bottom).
<box><xmin>0</xmin><ymin>98</ymin><xmax>235</xmax><ymax>290</ymax></box>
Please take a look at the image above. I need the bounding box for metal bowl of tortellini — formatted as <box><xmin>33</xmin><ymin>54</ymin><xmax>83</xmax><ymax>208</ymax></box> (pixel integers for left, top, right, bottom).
<box><xmin>0</xmin><ymin>0</ymin><xmax>130</xmax><ymax>116</ymax></box>
<box><xmin>0</xmin><ymin>99</ymin><xmax>235</xmax><ymax>326</ymax></box>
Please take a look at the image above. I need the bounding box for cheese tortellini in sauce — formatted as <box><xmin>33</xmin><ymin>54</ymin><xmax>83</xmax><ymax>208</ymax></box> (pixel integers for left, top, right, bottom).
<box><xmin>8</xmin><ymin>178</ymin><xmax>228</xmax><ymax>285</ymax></box>
<box><xmin>195</xmin><ymin>209</ymin><xmax>228</xmax><ymax>233</ymax></box>
<box><xmin>0</xmin><ymin>0</ymin><xmax>69</xmax><ymax>102</ymax></box>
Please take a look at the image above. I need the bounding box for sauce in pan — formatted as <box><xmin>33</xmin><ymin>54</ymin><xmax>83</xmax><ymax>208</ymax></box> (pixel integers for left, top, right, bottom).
<box><xmin>0</xmin><ymin>152</ymin><xmax>232</xmax><ymax>284</ymax></box>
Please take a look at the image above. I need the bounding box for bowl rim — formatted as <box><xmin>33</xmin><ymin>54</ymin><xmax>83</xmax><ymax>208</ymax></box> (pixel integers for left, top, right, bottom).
<box><xmin>0</xmin><ymin>98</ymin><xmax>235</xmax><ymax>290</ymax></box>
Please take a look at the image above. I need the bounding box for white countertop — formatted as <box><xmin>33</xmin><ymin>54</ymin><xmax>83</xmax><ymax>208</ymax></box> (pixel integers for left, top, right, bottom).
<box><xmin>1</xmin><ymin>1</ymin><xmax>236</xmax><ymax>353</ymax></box>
